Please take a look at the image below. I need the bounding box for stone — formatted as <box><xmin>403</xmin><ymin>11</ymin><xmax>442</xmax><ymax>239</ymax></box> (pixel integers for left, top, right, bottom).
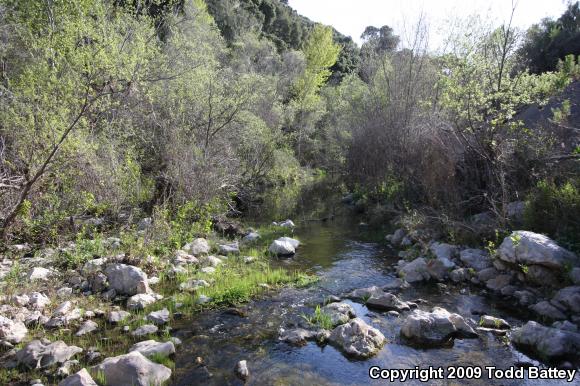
<box><xmin>16</xmin><ymin>340</ymin><xmax>82</xmax><ymax>369</ymax></box>
<box><xmin>137</xmin><ymin>217</ymin><xmax>152</xmax><ymax>231</ymax></box>
<box><xmin>279</xmin><ymin>328</ymin><xmax>321</xmax><ymax>346</ymax></box>
<box><xmin>278</xmin><ymin>219</ymin><xmax>295</xmax><ymax>228</ymax></box>
<box><xmin>101</xmin><ymin>289</ymin><xmax>117</xmax><ymax>301</ymax></box>
<box><xmin>76</xmin><ymin>320</ymin><xmax>98</xmax><ymax>336</ymax></box>
<box><xmin>366</xmin><ymin>293</ymin><xmax>412</xmax><ymax>312</ymax></box>
<box><xmin>185</xmin><ymin>238</ymin><xmax>211</xmax><ymax>255</ymax></box>
<box><xmin>218</xmin><ymin>242</ymin><xmax>239</xmax><ymax>255</ymax></box>
<box><xmin>524</xmin><ymin>265</ymin><xmax>560</xmax><ymax>287</ymax></box>
<box><xmin>173</xmin><ymin>250</ymin><xmax>199</xmax><ymax>266</ymax></box>
<box><xmin>390</xmin><ymin>229</ymin><xmax>406</xmax><ymax>247</ymax></box>
<box><xmin>90</xmin><ymin>272</ymin><xmax>108</xmax><ymax>293</ymax></box>
<box><xmin>243</xmin><ymin>232</ymin><xmax>260</xmax><ymax>243</ymax></box>
<box><xmin>108</xmin><ymin>310</ymin><xmax>130</xmax><ymax>324</ymax></box>
<box><xmin>426</xmin><ymin>258</ymin><xmax>450</xmax><ymax>281</ymax></box>
<box><xmin>234</xmin><ymin>360</ymin><xmax>249</xmax><ymax>381</ymax></box>
<box><xmin>105</xmin><ymin>264</ymin><xmax>150</xmax><ymax>296</ymax></box>
<box><xmin>512</xmin><ymin>321</ymin><xmax>580</xmax><ymax>362</ymax></box>
<box><xmin>54</xmin><ymin>301</ymin><xmax>73</xmax><ymax>317</ymax></box>
<box><xmin>552</xmin><ymin>286</ymin><xmax>580</xmax><ymax>314</ymax></box>
<box><xmin>56</xmin><ymin>287</ymin><xmax>73</xmax><ymax>299</ymax></box>
<box><xmin>552</xmin><ymin>320</ymin><xmax>578</xmax><ymax>332</ymax></box>
<box><xmin>382</xmin><ymin>278</ymin><xmax>410</xmax><ymax>291</ymax></box>
<box><xmin>131</xmin><ymin>324</ymin><xmax>158</xmax><ymax>337</ymax></box>
<box><xmin>460</xmin><ymin>249</ymin><xmax>492</xmax><ymax>271</ymax></box>
<box><xmin>127</xmin><ymin>293</ymin><xmax>158</xmax><ymax>311</ymax></box>
<box><xmin>398</xmin><ymin>258</ymin><xmax>430</xmax><ymax>283</ymax></box>
<box><xmin>56</xmin><ymin>360</ymin><xmax>78</xmax><ymax>377</ymax></box>
<box><xmin>514</xmin><ymin>290</ymin><xmax>536</xmax><ymax>306</ymax></box>
<box><xmin>82</xmin><ymin>258</ymin><xmax>108</xmax><ymax>276</ymax></box>
<box><xmin>498</xmin><ymin>231</ymin><xmax>579</xmax><ymax>269</ymax></box>
<box><xmin>146</xmin><ymin>309</ymin><xmax>170</xmax><ymax>326</ymax></box>
<box><xmin>269</xmin><ymin>238</ymin><xmax>298</xmax><ymax>256</ymax></box>
<box><xmin>321</xmin><ymin>302</ymin><xmax>356</xmax><ymax>326</ymax></box>
<box><xmin>477</xmin><ymin>267</ymin><xmax>499</xmax><ymax>282</ymax></box>
<box><xmin>530</xmin><ymin>301</ymin><xmax>567</xmax><ymax>320</ymax></box>
<box><xmin>0</xmin><ymin>316</ymin><xmax>27</xmax><ymax>344</ymax></box>
<box><xmin>243</xmin><ymin>256</ymin><xmax>255</xmax><ymax>264</ymax></box>
<box><xmin>58</xmin><ymin>368</ymin><xmax>98</xmax><ymax>386</ymax></box>
<box><xmin>129</xmin><ymin>340</ymin><xmax>175</xmax><ymax>359</ymax></box>
<box><xmin>479</xmin><ymin>315</ymin><xmax>510</xmax><ymax>330</ymax></box>
<box><xmin>400</xmin><ymin>307</ymin><xmax>477</xmax><ymax>346</ymax></box>
<box><xmin>570</xmin><ymin>268</ymin><xmax>580</xmax><ymax>285</ymax></box>
<box><xmin>506</xmin><ymin>201</ymin><xmax>525</xmax><ymax>224</ymax></box>
<box><xmin>346</xmin><ymin>286</ymin><xmax>384</xmax><ymax>301</ymax></box>
<box><xmin>11</xmin><ymin>294</ymin><xmax>30</xmax><ymax>307</ymax></box>
<box><xmin>199</xmin><ymin>255</ymin><xmax>222</xmax><ymax>267</ymax></box>
<box><xmin>180</xmin><ymin>279</ymin><xmax>210</xmax><ymax>292</ymax></box>
<box><xmin>328</xmin><ymin>318</ymin><xmax>385</xmax><ymax>359</ymax></box>
<box><xmin>450</xmin><ymin>268</ymin><xmax>469</xmax><ymax>283</ymax></box>
<box><xmin>485</xmin><ymin>274</ymin><xmax>512</xmax><ymax>292</ymax></box>
<box><xmin>430</xmin><ymin>242</ymin><xmax>458</xmax><ymax>261</ymax></box>
<box><xmin>90</xmin><ymin>351</ymin><xmax>171</xmax><ymax>386</ymax></box>
<box><xmin>200</xmin><ymin>267</ymin><xmax>215</xmax><ymax>275</ymax></box>
<box><xmin>29</xmin><ymin>267</ymin><xmax>52</xmax><ymax>281</ymax></box>
<box><xmin>196</xmin><ymin>295</ymin><xmax>212</xmax><ymax>304</ymax></box>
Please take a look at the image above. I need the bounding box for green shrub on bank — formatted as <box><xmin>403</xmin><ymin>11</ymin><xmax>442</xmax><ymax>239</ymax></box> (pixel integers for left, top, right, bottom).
<box><xmin>524</xmin><ymin>179</ymin><xmax>580</xmax><ymax>252</ymax></box>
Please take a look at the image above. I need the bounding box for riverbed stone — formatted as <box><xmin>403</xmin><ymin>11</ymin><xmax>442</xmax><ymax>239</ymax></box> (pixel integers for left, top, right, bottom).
<box><xmin>525</xmin><ymin>265</ymin><xmax>560</xmax><ymax>287</ymax></box>
<box><xmin>514</xmin><ymin>290</ymin><xmax>536</xmax><ymax>306</ymax></box>
<box><xmin>199</xmin><ymin>255</ymin><xmax>222</xmax><ymax>267</ymax></box>
<box><xmin>477</xmin><ymin>267</ymin><xmax>499</xmax><ymax>282</ymax></box>
<box><xmin>400</xmin><ymin>307</ymin><xmax>477</xmax><ymax>347</ymax></box>
<box><xmin>243</xmin><ymin>232</ymin><xmax>260</xmax><ymax>243</ymax></box>
<box><xmin>460</xmin><ymin>249</ymin><xmax>492</xmax><ymax>271</ymax></box>
<box><xmin>426</xmin><ymin>258</ymin><xmax>450</xmax><ymax>281</ymax></box>
<box><xmin>321</xmin><ymin>302</ymin><xmax>356</xmax><ymax>326</ymax></box>
<box><xmin>234</xmin><ymin>360</ymin><xmax>249</xmax><ymax>381</ymax></box>
<box><xmin>450</xmin><ymin>268</ymin><xmax>469</xmax><ymax>283</ymax></box>
<box><xmin>512</xmin><ymin>321</ymin><xmax>580</xmax><ymax>362</ymax></box>
<box><xmin>366</xmin><ymin>293</ymin><xmax>412</xmax><ymax>312</ymax></box>
<box><xmin>269</xmin><ymin>238</ymin><xmax>300</xmax><ymax>256</ymax></box>
<box><xmin>279</xmin><ymin>328</ymin><xmax>326</xmax><ymax>346</ymax></box>
<box><xmin>27</xmin><ymin>293</ymin><xmax>49</xmax><ymax>309</ymax></box>
<box><xmin>129</xmin><ymin>340</ymin><xmax>175</xmax><ymax>359</ymax></box>
<box><xmin>185</xmin><ymin>238</ymin><xmax>211</xmax><ymax>255</ymax></box>
<box><xmin>15</xmin><ymin>340</ymin><xmax>82</xmax><ymax>369</ymax></box>
<box><xmin>0</xmin><ymin>316</ymin><xmax>27</xmax><ymax>344</ymax></box>
<box><xmin>485</xmin><ymin>274</ymin><xmax>512</xmax><ymax>292</ymax></box>
<box><xmin>180</xmin><ymin>279</ymin><xmax>210</xmax><ymax>292</ymax></box>
<box><xmin>551</xmin><ymin>286</ymin><xmax>580</xmax><ymax>314</ymax></box>
<box><xmin>398</xmin><ymin>258</ymin><xmax>430</xmax><ymax>283</ymax></box>
<box><xmin>479</xmin><ymin>315</ymin><xmax>510</xmax><ymax>330</ymax></box>
<box><xmin>530</xmin><ymin>301</ymin><xmax>567</xmax><ymax>320</ymax></box>
<box><xmin>552</xmin><ymin>320</ymin><xmax>578</xmax><ymax>332</ymax></box>
<box><xmin>219</xmin><ymin>242</ymin><xmax>239</xmax><ymax>255</ymax></box>
<box><xmin>430</xmin><ymin>242</ymin><xmax>458</xmax><ymax>261</ymax></box>
<box><xmin>108</xmin><ymin>310</ymin><xmax>130</xmax><ymax>324</ymax></box>
<box><xmin>29</xmin><ymin>267</ymin><xmax>52</xmax><ymax>281</ymax></box>
<box><xmin>105</xmin><ymin>264</ymin><xmax>150</xmax><ymax>296</ymax></box>
<box><xmin>58</xmin><ymin>368</ymin><xmax>98</xmax><ymax>386</ymax></box>
<box><xmin>346</xmin><ymin>286</ymin><xmax>384</xmax><ymax>301</ymax></box>
<box><xmin>328</xmin><ymin>318</ymin><xmax>385</xmax><ymax>359</ymax></box>
<box><xmin>90</xmin><ymin>351</ymin><xmax>171</xmax><ymax>386</ymax></box>
<box><xmin>390</xmin><ymin>229</ymin><xmax>406</xmax><ymax>247</ymax></box>
<box><xmin>498</xmin><ymin>231</ymin><xmax>579</xmax><ymax>270</ymax></box>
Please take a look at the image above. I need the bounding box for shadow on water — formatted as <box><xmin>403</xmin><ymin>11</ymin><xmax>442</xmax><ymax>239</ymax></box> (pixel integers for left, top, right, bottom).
<box><xmin>171</xmin><ymin>180</ymin><xmax>577</xmax><ymax>385</ymax></box>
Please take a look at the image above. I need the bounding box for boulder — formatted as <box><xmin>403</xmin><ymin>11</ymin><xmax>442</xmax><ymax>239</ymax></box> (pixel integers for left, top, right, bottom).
<box><xmin>59</xmin><ymin>368</ymin><xmax>98</xmax><ymax>386</ymax></box>
<box><xmin>146</xmin><ymin>309</ymin><xmax>170</xmax><ymax>326</ymax></box>
<box><xmin>105</xmin><ymin>264</ymin><xmax>150</xmax><ymax>296</ymax></box>
<box><xmin>514</xmin><ymin>290</ymin><xmax>537</xmax><ymax>306</ymax></box>
<box><xmin>82</xmin><ymin>258</ymin><xmax>108</xmax><ymax>276</ymax></box>
<box><xmin>479</xmin><ymin>315</ymin><xmax>510</xmax><ymax>330</ymax></box>
<box><xmin>129</xmin><ymin>340</ymin><xmax>175</xmax><ymax>359</ymax></box>
<box><xmin>243</xmin><ymin>232</ymin><xmax>260</xmax><ymax>243</ymax></box>
<box><xmin>498</xmin><ymin>231</ymin><xmax>579</xmax><ymax>270</ymax></box>
<box><xmin>0</xmin><ymin>316</ymin><xmax>27</xmax><ymax>344</ymax></box>
<box><xmin>127</xmin><ymin>293</ymin><xmax>159</xmax><ymax>311</ymax></box>
<box><xmin>278</xmin><ymin>219</ymin><xmax>295</xmax><ymax>228</ymax></box>
<box><xmin>552</xmin><ymin>286</ymin><xmax>580</xmax><ymax>314</ymax></box>
<box><xmin>219</xmin><ymin>242</ymin><xmax>239</xmax><ymax>255</ymax></box>
<box><xmin>29</xmin><ymin>267</ymin><xmax>52</xmax><ymax>281</ymax></box>
<box><xmin>108</xmin><ymin>310</ymin><xmax>130</xmax><ymax>324</ymax></box>
<box><xmin>366</xmin><ymin>293</ymin><xmax>412</xmax><ymax>312</ymax></box>
<box><xmin>426</xmin><ymin>259</ymin><xmax>449</xmax><ymax>281</ymax></box>
<box><xmin>172</xmin><ymin>250</ymin><xmax>198</xmax><ymax>266</ymax></box>
<box><xmin>90</xmin><ymin>351</ymin><xmax>171</xmax><ymax>386</ymax></box>
<box><xmin>530</xmin><ymin>301</ymin><xmax>567</xmax><ymax>321</ymax></box>
<box><xmin>570</xmin><ymin>268</ymin><xmax>580</xmax><ymax>285</ymax></box>
<box><xmin>199</xmin><ymin>255</ymin><xmax>222</xmax><ymax>268</ymax></box>
<box><xmin>11</xmin><ymin>294</ymin><xmax>30</xmax><ymax>307</ymax></box>
<box><xmin>179</xmin><ymin>279</ymin><xmax>210</xmax><ymax>292</ymax></box>
<box><xmin>506</xmin><ymin>201</ymin><xmax>525</xmax><ymax>224</ymax></box>
<box><xmin>400</xmin><ymin>307</ymin><xmax>477</xmax><ymax>347</ymax></box>
<box><xmin>346</xmin><ymin>286</ymin><xmax>384</xmax><ymax>301</ymax></box>
<box><xmin>512</xmin><ymin>321</ymin><xmax>580</xmax><ymax>362</ymax></box>
<box><xmin>459</xmin><ymin>249</ymin><xmax>492</xmax><ymax>271</ymax></box>
<box><xmin>485</xmin><ymin>274</ymin><xmax>512</xmax><ymax>292</ymax></box>
<box><xmin>321</xmin><ymin>302</ymin><xmax>356</xmax><ymax>326</ymax></box>
<box><xmin>390</xmin><ymin>229</ymin><xmax>406</xmax><ymax>247</ymax></box>
<box><xmin>525</xmin><ymin>265</ymin><xmax>560</xmax><ymax>287</ymax></box>
<box><xmin>279</xmin><ymin>328</ymin><xmax>327</xmax><ymax>346</ymax></box>
<box><xmin>328</xmin><ymin>318</ymin><xmax>385</xmax><ymax>359</ymax></box>
<box><xmin>16</xmin><ymin>340</ymin><xmax>82</xmax><ymax>369</ymax></box>
<box><xmin>76</xmin><ymin>320</ymin><xmax>98</xmax><ymax>336</ymax></box>
<box><xmin>185</xmin><ymin>238</ymin><xmax>211</xmax><ymax>255</ymax></box>
<box><xmin>450</xmin><ymin>268</ymin><xmax>469</xmax><ymax>283</ymax></box>
<box><xmin>269</xmin><ymin>238</ymin><xmax>300</xmax><ymax>256</ymax></box>
<box><xmin>477</xmin><ymin>267</ymin><xmax>499</xmax><ymax>282</ymax></box>
<box><xmin>131</xmin><ymin>324</ymin><xmax>158</xmax><ymax>337</ymax></box>
<box><xmin>398</xmin><ymin>258</ymin><xmax>430</xmax><ymax>283</ymax></box>
<box><xmin>552</xmin><ymin>320</ymin><xmax>578</xmax><ymax>332</ymax></box>
<box><xmin>430</xmin><ymin>242</ymin><xmax>458</xmax><ymax>261</ymax></box>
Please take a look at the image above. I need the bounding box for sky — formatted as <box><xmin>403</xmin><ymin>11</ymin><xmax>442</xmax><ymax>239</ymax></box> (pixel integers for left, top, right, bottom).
<box><xmin>288</xmin><ymin>0</ymin><xmax>570</xmax><ymax>50</ymax></box>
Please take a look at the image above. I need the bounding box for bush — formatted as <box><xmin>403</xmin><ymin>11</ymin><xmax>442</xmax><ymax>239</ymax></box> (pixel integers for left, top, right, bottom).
<box><xmin>524</xmin><ymin>179</ymin><xmax>580</xmax><ymax>251</ymax></box>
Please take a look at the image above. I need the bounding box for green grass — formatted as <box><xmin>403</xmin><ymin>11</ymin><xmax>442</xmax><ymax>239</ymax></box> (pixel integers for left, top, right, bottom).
<box><xmin>301</xmin><ymin>305</ymin><xmax>334</xmax><ymax>330</ymax></box>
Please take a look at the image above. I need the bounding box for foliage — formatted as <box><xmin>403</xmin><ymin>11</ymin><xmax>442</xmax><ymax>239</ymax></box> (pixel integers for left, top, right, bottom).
<box><xmin>524</xmin><ymin>179</ymin><xmax>580</xmax><ymax>252</ymax></box>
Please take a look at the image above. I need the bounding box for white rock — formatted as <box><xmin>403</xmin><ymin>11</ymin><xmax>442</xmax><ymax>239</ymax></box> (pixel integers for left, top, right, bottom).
<box><xmin>328</xmin><ymin>318</ymin><xmax>385</xmax><ymax>358</ymax></box>
<box><xmin>29</xmin><ymin>267</ymin><xmax>52</xmax><ymax>281</ymax></box>
<box><xmin>127</xmin><ymin>294</ymin><xmax>158</xmax><ymax>311</ymax></box>
<box><xmin>185</xmin><ymin>238</ymin><xmax>211</xmax><ymax>255</ymax></box>
<box><xmin>105</xmin><ymin>264</ymin><xmax>150</xmax><ymax>296</ymax></box>
<box><xmin>90</xmin><ymin>351</ymin><xmax>171</xmax><ymax>386</ymax></box>
<box><xmin>498</xmin><ymin>231</ymin><xmax>579</xmax><ymax>269</ymax></box>
<box><xmin>28</xmin><ymin>292</ymin><xmax>51</xmax><ymax>310</ymax></box>
<box><xmin>0</xmin><ymin>315</ymin><xmax>28</xmax><ymax>343</ymax></box>
<box><xmin>58</xmin><ymin>368</ymin><xmax>98</xmax><ymax>386</ymax></box>
<box><xmin>129</xmin><ymin>340</ymin><xmax>175</xmax><ymax>359</ymax></box>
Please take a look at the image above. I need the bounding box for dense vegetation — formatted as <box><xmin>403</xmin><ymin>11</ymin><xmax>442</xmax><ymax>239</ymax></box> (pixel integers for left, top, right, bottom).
<box><xmin>0</xmin><ymin>0</ymin><xmax>578</xmax><ymax>250</ymax></box>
